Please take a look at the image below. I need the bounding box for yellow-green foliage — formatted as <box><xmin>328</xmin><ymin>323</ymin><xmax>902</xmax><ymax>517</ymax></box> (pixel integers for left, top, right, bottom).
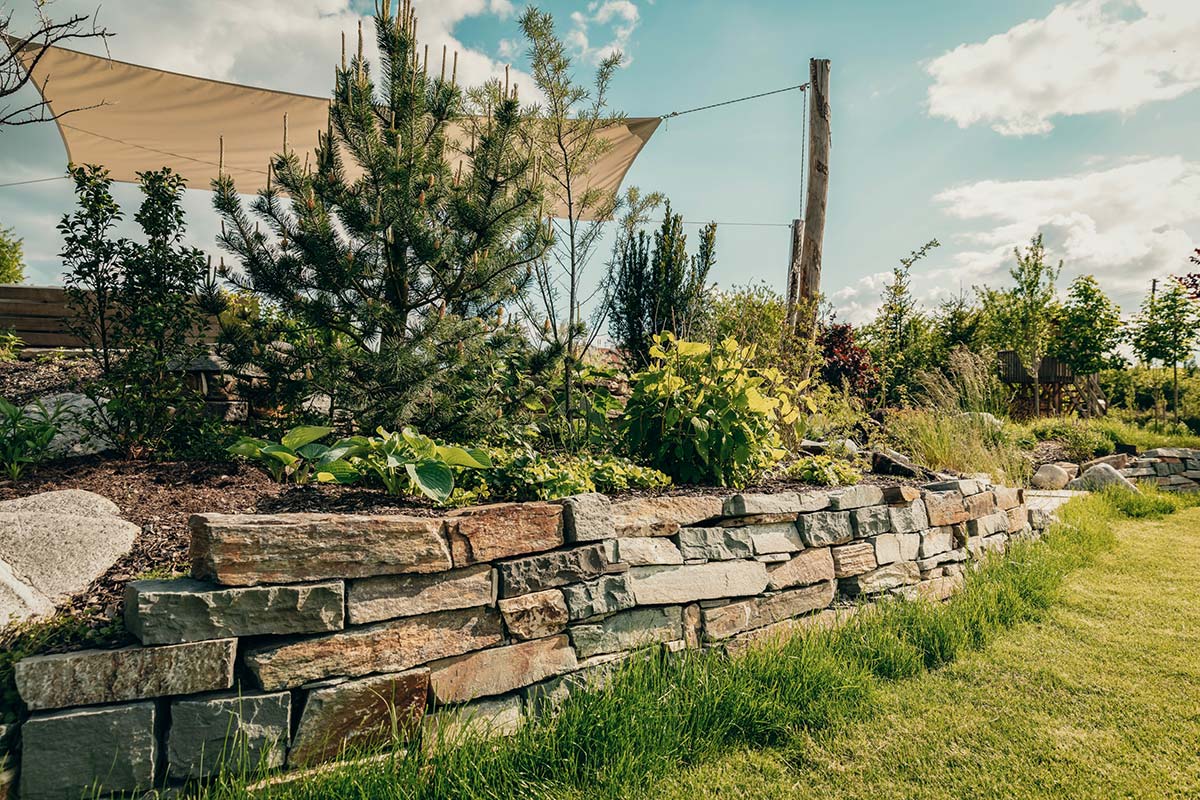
<box><xmin>780</xmin><ymin>454</ymin><xmax>863</xmax><ymax>487</ymax></box>
<box><xmin>452</xmin><ymin>448</ymin><xmax>671</xmax><ymax>503</ymax></box>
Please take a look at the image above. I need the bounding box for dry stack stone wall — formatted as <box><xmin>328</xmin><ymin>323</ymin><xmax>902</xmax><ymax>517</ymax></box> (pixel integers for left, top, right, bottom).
<box><xmin>6</xmin><ymin>480</ymin><xmax>1050</xmax><ymax>799</ymax></box>
<box><xmin>1114</xmin><ymin>448</ymin><xmax>1200</xmax><ymax>492</ymax></box>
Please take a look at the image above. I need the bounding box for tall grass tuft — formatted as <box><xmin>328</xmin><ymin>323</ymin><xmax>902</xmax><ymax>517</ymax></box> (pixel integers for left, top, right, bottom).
<box><xmin>882</xmin><ymin>409</ymin><xmax>1032</xmax><ymax>485</ymax></box>
<box><xmin>913</xmin><ymin>347</ymin><xmax>1013</xmax><ymax>418</ymax></box>
<box><xmin>198</xmin><ymin>488</ymin><xmax>1192</xmax><ymax>800</ymax></box>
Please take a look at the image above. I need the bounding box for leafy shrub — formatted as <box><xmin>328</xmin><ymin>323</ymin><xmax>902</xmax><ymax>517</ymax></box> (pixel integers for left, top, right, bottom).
<box><xmin>622</xmin><ymin>333</ymin><xmax>802</xmax><ymax>488</ymax></box>
<box><xmin>0</xmin><ymin>331</ymin><xmax>21</xmax><ymax>361</ymax></box>
<box><xmin>454</xmin><ymin>448</ymin><xmax>670</xmax><ymax>503</ymax></box>
<box><xmin>1026</xmin><ymin>418</ymin><xmax>1114</xmax><ymax>461</ymax></box>
<box><xmin>780</xmin><ymin>454</ymin><xmax>863</xmax><ymax>486</ymax></box>
<box><xmin>817</xmin><ymin>322</ymin><xmax>877</xmax><ymax>398</ymax></box>
<box><xmin>228</xmin><ymin>426</ymin><xmax>359</xmax><ymax>484</ymax></box>
<box><xmin>0</xmin><ymin>398</ymin><xmax>64</xmax><ymax>480</ymax></box>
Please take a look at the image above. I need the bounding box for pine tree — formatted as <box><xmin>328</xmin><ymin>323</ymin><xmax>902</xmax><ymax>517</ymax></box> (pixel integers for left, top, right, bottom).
<box><xmin>866</xmin><ymin>239</ymin><xmax>938</xmax><ymax>406</ymax></box>
<box><xmin>212</xmin><ymin>2</ymin><xmax>547</xmax><ymax>429</ymax></box>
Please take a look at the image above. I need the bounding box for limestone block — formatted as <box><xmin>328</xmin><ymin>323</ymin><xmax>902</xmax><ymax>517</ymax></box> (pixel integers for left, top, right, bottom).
<box><xmin>346</xmin><ymin>565</ymin><xmax>495</xmax><ymax>625</ymax></box>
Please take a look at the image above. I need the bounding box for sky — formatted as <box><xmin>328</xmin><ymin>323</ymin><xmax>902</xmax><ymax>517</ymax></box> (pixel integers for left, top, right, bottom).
<box><xmin>1</xmin><ymin>0</ymin><xmax>1198</xmax><ymax>325</ymax></box>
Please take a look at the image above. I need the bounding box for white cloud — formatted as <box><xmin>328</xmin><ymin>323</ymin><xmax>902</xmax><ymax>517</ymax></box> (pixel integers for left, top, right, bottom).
<box><xmin>833</xmin><ymin>157</ymin><xmax>1200</xmax><ymax>323</ymax></box>
<box><xmin>926</xmin><ymin>0</ymin><xmax>1200</xmax><ymax>135</ymax></box>
<box><xmin>567</xmin><ymin>0</ymin><xmax>641</xmax><ymax>66</ymax></box>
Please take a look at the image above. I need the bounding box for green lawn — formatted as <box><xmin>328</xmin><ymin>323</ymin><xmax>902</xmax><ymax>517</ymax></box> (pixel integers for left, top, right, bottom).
<box><xmin>656</xmin><ymin>506</ymin><xmax>1200</xmax><ymax>800</ymax></box>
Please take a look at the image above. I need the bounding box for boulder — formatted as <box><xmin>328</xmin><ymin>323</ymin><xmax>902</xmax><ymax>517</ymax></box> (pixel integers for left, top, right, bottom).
<box><xmin>1054</xmin><ymin>461</ymin><xmax>1081</xmax><ymax>479</ymax></box>
<box><xmin>26</xmin><ymin>392</ymin><xmax>113</xmax><ymax>458</ymax></box>
<box><xmin>125</xmin><ymin>578</ymin><xmax>345</xmax><ymax>645</ymax></box>
<box><xmin>1067</xmin><ymin>463</ymin><xmax>1139</xmax><ymax>493</ymax></box>
<box><xmin>495</xmin><ymin>544</ymin><xmax>607</xmax><ymax>598</ymax></box>
<box><xmin>498</xmin><ymin>590</ymin><xmax>569</xmax><ymax>640</ymax></box>
<box><xmin>20</xmin><ymin>702</ymin><xmax>156</xmax><ymax>800</ymax></box>
<box><xmin>189</xmin><ymin>513</ymin><xmax>452</xmax><ymax>586</ymax></box>
<box><xmin>15</xmin><ymin>639</ymin><xmax>236</xmax><ymax>711</ymax></box>
<box><xmin>627</xmin><ymin>561</ymin><xmax>768</xmax><ymax>605</ymax></box>
<box><xmin>0</xmin><ymin>489</ymin><xmax>118</xmax><ymax>517</ymax></box>
<box><xmin>168</xmin><ymin>691</ymin><xmax>291</xmax><ymax>779</ymax></box>
<box><xmin>288</xmin><ymin>669</ymin><xmax>429</xmax><ymax>767</ymax></box>
<box><xmin>346</xmin><ymin>565</ymin><xmax>495</xmax><ymax>626</ymax></box>
<box><xmin>445</xmin><ymin>502</ymin><xmax>563</xmax><ymax>565</ymax></box>
<box><xmin>1031</xmin><ymin>464</ymin><xmax>1071</xmax><ymax>490</ymax></box>
<box><xmin>430</xmin><ymin>635</ymin><xmax>578</xmax><ymax>704</ymax></box>
<box><xmin>569</xmin><ymin>606</ymin><xmax>683</xmax><ymax>658</ymax></box>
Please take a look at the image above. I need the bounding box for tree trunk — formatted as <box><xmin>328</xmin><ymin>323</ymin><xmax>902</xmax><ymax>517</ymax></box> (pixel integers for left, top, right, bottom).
<box><xmin>785</xmin><ymin>218</ymin><xmax>803</xmax><ymax>333</ymax></box>
<box><xmin>797</xmin><ymin>58</ymin><xmax>830</xmax><ymax>378</ymax></box>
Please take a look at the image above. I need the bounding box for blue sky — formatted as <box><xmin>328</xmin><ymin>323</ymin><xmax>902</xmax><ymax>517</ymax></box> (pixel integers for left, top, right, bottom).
<box><xmin>2</xmin><ymin>0</ymin><xmax>1198</xmax><ymax>322</ymax></box>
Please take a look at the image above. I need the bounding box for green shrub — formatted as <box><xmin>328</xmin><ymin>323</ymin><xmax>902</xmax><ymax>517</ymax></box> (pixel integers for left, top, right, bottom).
<box><xmin>780</xmin><ymin>455</ymin><xmax>862</xmax><ymax>486</ymax></box>
<box><xmin>622</xmin><ymin>333</ymin><xmax>801</xmax><ymax>488</ymax></box>
<box><xmin>454</xmin><ymin>448</ymin><xmax>671</xmax><ymax>503</ymax></box>
<box><xmin>1026</xmin><ymin>418</ymin><xmax>1114</xmax><ymax>460</ymax></box>
<box><xmin>0</xmin><ymin>397</ymin><xmax>65</xmax><ymax>480</ymax></box>
<box><xmin>0</xmin><ymin>331</ymin><xmax>21</xmax><ymax>361</ymax></box>
<box><xmin>227</xmin><ymin>425</ymin><xmax>360</xmax><ymax>485</ymax></box>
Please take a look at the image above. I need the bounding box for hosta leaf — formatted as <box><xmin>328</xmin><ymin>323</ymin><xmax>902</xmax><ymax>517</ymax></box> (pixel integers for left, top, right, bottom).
<box><xmin>227</xmin><ymin>438</ymin><xmax>268</xmax><ymax>458</ymax></box>
<box><xmin>296</xmin><ymin>442</ymin><xmax>330</xmax><ymax>460</ymax></box>
<box><xmin>281</xmin><ymin>425</ymin><xmax>333</xmax><ymax>450</ymax></box>
<box><xmin>315</xmin><ymin>459</ymin><xmax>360</xmax><ymax>484</ymax></box>
<box><xmin>438</xmin><ymin>445</ymin><xmax>492</xmax><ymax>469</ymax></box>
<box><xmin>407</xmin><ymin>460</ymin><xmax>453</xmax><ymax>503</ymax></box>
<box><xmin>261</xmin><ymin>445</ymin><xmax>300</xmax><ymax>466</ymax></box>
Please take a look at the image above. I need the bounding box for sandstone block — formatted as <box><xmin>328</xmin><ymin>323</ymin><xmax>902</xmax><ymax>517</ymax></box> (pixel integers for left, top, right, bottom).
<box><xmin>841</xmin><ymin>561</ymin><xmax>920</xmax><ymax>595</ymax></box>
<box><xmin>499</xmin><ymin>589</ymin><xmax>569</xmax><ymax>640</ymax></box>
<box><xmin>882</xmin><ymin>485</ymin><xmax>922</xmax><ymax>504</ymax></box>
<box><xmin>288</xmin><ymin>669</ymin><xmax>429</xmax><ymax>767</ymax></box>
<box><xmin>558</xmin><ymin>493</ymin><xmax>615</xmax><ymax>542</ymax></box>
<box><xmin>756</xmin><ymin>553</ymin><xmax>790</xmax><ymax>563</ymax></box>
<box><xmin>888</xmin><ymin>500</ymin><xmax>928</xmax><ymax>533</ymax></box>
<box><xmin>851</xmin><ymin>506</ymin><xmax>891</xmax><ymax>538</ymax></box>
<box><xmin>346</xmin><ymin>565</ymin><xmax>495</xmax><ymax>625</ymax></box>
<box><xmin>967</xmin><ymin>510</ymin><xmax>1010</xmax><ymax>538</ymax></box>
<box><xmin>244</xmin><ymin>606</ymin><xmax>502</xmax><ymax>690</ymax></box>
<box><xmin>168</xmin><ymin>691</ymin><xmax>290</xmax><ymax>779</ymax></box>
<box><xmin>827</xmin><ymin>485</ymin><xmax>884</xmax><ymax>510</ymax></box>
<box><xmin>923</xmin><ymin>491</ymin><xmax>968</xmax><ymax>526</ymax></box>
<box><xmin>747</xmin><ymin>522</ymin><xmax>805</xmax><ymax>554</ymax></box>
<box><xmin>446</xmin><ymin>502</ymin><xmax>563</xmax><ymax>565</ymax></box>
<box><xmin>873</xmin><ymin>532</ymin><xmax>920</xmax><ymax>565</ymax></box>
<box><xmin>496</xmin><ymin>543</ymin><xmax>607</xmax><ymax>598</ymax></box>
<box><xmin>617</xmin><ymin>536</ymin><xmax>685</xmax><ymax>565</ymax></box>
<box><xmin>1006</xmin><ymin>505</ymin><xmax>1029</xmax><ymax>533</ymax></box>
<box><xmin>992</xmin><ymin>486</ymin><xmax>1023</xmax><ymax>510</ymax></box>
<box><xmin>917</xmin><ymin>573</ymin><xmax>965</xmax><ymax>602</ymax></box>
<box><xmin>702</xmin><ymin>580</ymin><xmax>835</xmax><ymax>640</ymax></box>
<box><xmin>569</xmin><ymin>606</ymin><xmax>683</xmax><ymax>658</ymax></box>
<box><xmin>627</xmin><ymin>561</ymin><xmax>768</xmax><ymax>605</ymax></box>
<box><xmin>830</xmin><ymin>541</ymin><xmax>877</xmax><ymax>577</ymax></box>
<box><xmin>970</xmin><ymin>534</ymin><xmax>1008</xmax><ymax>559</ymax></box>
<box><xmin>126</xmin><ymin>578</ymin><xmax>344</xmax><ymax>645</ymax></box>
<box><xmin>431</xmin><ymin>635</ymin><xmax>578</xmax><ymax>704</ymax></box>
<box><xmin>797</xmin><ymin>511</ymin><xmax>853</xmax><ymax>547</ymax></box>
<box><xmin>766</xmin><ymin>547</ymin><xmax>834</xmax><ymax>590</ymax></box>
<box><xmin>722</xmin><ymin>492</ymin><xmax>828</xmax><ymax>516</ymax></box>
<box><xmin>20</xmin><ymin>703</ymin><xmax>156</xmax><ymax>800</ymax></box>
<box><xmin>190</xmin><ymin>513</ymin><xmax>451</xmax><ymax>586</ymax></box>
<box><xmin>560</xmin><ymin>574</ymin><xmax>635</xmax><ymax>621</ymax></box>
<box><xmin>964</xmin><ymin>490</ymin><xmax>997</xmax><ymax>519</ymax></box>
<box><xmin>919</xmin><ymin>527</ymin><xmax>956</xmax><ymax>559</ymax></box>
<box><xmin>15</xmin><ymin>639</ymin><xmax>235</xmax><ymax>711</ymax></box>
<box><xmin>610</xmin><ymin>496</ymin><xmax>725</xmax><ymax>537</ymax></box>
<box><xmin>916</xmin><ymin>547</ymin><xmax>968</xmax><ymax>572</ymax></box>
<box><xmin>676</xmin><ymin>527</ymin><xmax>753</xmax><ymax>561</ymax></box>
<box><xmin>424</xmin><ymin>694</ymin><xmax>524</xmax><ymax>742</ymax></box>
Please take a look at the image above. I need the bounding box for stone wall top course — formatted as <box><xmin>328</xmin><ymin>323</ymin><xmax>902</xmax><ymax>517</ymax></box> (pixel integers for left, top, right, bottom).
<box><xmin>446</xmin><ymin>502</ymin><xmax>563</xmax><ymax>566</ymax></box>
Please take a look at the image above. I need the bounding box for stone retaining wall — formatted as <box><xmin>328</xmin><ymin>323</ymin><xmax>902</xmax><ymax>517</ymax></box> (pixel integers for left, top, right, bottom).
<box><xmin>1114</xmin><ymin>448</ymin><xmax>1200</xmax><ymax>493</ymax></box>
<box><xmin>3</xmin><ymin>480</ymin><xmax>1053</xmax><ymax>799</ymax></box>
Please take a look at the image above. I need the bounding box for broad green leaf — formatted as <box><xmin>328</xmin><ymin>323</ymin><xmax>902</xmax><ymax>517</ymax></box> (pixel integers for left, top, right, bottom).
<box><xmin>297</xmin><ymin>442</ymin><xmax>330</xmax><ymax>460</ymax></box>
<box><xmin>261</xmin><ymin>445</ymin><xmax>300</xmax><ymax>466</ymax></box>
<box><xmin>281</xmin><ymin>425</ymin><xmax>333</xmax><ymax>450</ymax></box>
<box><xmin>315</xmin><ymin>459</ymin><xmax>360</xmax><ymax>484</ymax></box>
<box><xmin>407</xmin><ymin>460</ymin><xmax>453</xmax><ymax>503</ymax></box>
<box><xmin>675</xmin><ymin>340</ymin><xmax>710</xmax><ymax>357</ymax></box>
<box><xmin>438</xmin><ymin>445</ymin><xmax>492</xmax><ymax>469</ymax></box>
<box><xmin>227</xmin><ymin>438</ymin><xmax>268</xmax><ymax>458</ymax></box>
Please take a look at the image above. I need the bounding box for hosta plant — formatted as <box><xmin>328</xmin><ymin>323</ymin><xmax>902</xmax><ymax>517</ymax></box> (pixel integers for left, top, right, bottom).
<box><xmin>354</xmin><ymin>428</ymin><xmax>492</xmax><ymax>503</ymax></box>
<box><xmin>227</xmin><ymin>426</ymin><xmax>359</xmax><ymax>485</ymax></box>
<box><xmin>621</xmin><ymin>332</ymin><xmax>810</xmax><ymax>488</ymax></box>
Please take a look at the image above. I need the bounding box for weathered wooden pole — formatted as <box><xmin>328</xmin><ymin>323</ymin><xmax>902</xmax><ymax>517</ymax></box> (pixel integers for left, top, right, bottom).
<box><xmin>797</xmin><ymin>58</ymin><xmax>831</xmax><ymax>345</ymax></box>
<box><xmin>785</xmin><ymin>217</ymin><xmax>804</xmax><ymax>331</ymax></box>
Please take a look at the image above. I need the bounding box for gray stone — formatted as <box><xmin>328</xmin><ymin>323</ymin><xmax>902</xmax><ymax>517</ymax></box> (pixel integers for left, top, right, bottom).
<box><xmin>424</xmin><ymin>694</ymin><xmax>524</xmax><ymax>742</ymax></box>
<box><xmin>498</xmin><ymin>589</ymin><xmax>569</xmax><ymax>640</ymax></box>
<box><xmin>617</xmin><ymin>536</ymin><xmax>684</xmax><ymax>566</ymax></box>
<box><xmin>702</xmin><ymin>580</ymin><xmax>835</xmax><ymax>640</ymax></box>
<box><xmin>916</xmin><ymin>548</ymin><xmax>968</xmax><ymax>572</ymax></box>
<box><xmin>430</xmin><ymin>634</ymin><xmax>578</xmax><ymax>703</ymax></box>
<box><xmin>1031</xmin><ymin>464</ymin><xmax>1071</xmax><ymax>490</ymax></box>
<box><xmin>796</xmin><ymin>511</ymin><xmax>853</xmax><ymax>547</ymax></box>
<box><xmin>560</xmin><ymin>574</ymin><xmax>636</xmax><ymax>621</ymax></box>
<box><xmin>569</xmin><ymin>606</ymin><xmax>683</xmax><ymax>658</ymax></box>
<box><xmin>830</xmin><ymin>541</ymin><xmax>877</xmax><ymax>577</ymax></box>
<box><xmin>967</xmin><ymin>510</ymin><xmax>1010</xmax><ymax>538</ymax></box>
<box><xmin>747</xmin><ymin>523</ymin><xmax>805</xmax><ymax>554</ymax></box>
<box><xmin>610</xmin><ymin>496</ymin><xmax>725</xmax><ymax>537</ymax></box>
<box><xmin>346</xmin><ymin>565</ymin><xmax>495</xmax><ymax>625</ymax></box>
<box><xmin>841</xmin><ymin>561</ymin><xmax>921</xmax><ymax>595</ymax></box>
<box><xmin>888</xmin><ymin>500</ymin><xmax>929</xmax><ymax>533</ymax></box>
<box><xmin>1082</xmin><ymin>453</ymin><xmax>1130</xmax><ymax>472</ymax></box>
<box><xmin>1067</xmin><ymin>463</ymin><xmax>1139</xmax><ymax>493</ymax></box>
<box><xmin>924</xmin><ymin>491</ymin><xmax>968</xmax><ymax>526</ymax></box>
<box><xmin>168</xmin><ymin>691</ymin><xmax>291</xmax><ymax>779</ymax></box>
<box><xmin>766</xmin><ymin>547</ymin><xmax>834</xmax><ymax>590</ymax></box>
<box><xmin>676</xmin><ymin>527</ymin><xmax>753</xmax><ymax>561</ymax></box>
<box><xmin>126</xmin><ymin>578</ymin><xmax>345</xmax><ymax>645</ymax></box>
<box><xmin>627</xmin><ymin>561</ymin><xmax>768</xmax><ymax>605</ymax></box>
<box><xmin>26</xmin><ymin>392</ymin><xmax>112</xmax><ymax>458</ymax></box>
<box><xmin>851</xmin><ymin>506</ymin><xmax>891</xmax><ymax>538</ymax></box>
<box><xmin>288</xmin><ymin>669</ymin><xmax>430</xmax><ymax>767</ymax></box>
<box><xmin>0</xmin><ymin>489</ymin><xmax>119</xmax><ymax>517</ymax></box>
<box><xmin>20</xmin><ymin>702</ymin><xmax>156</xmax><ymax>800</ymax></box>
<box><xmin>523</xmin><ymin>653</ymin><xmax>629</xmax><ymax>716</ymax></box>
<box><xmin>558</xmin><ymin>493</ymin><xmax>615</xmax><ymax>543</ymax></box>
<box><xmin>755</xmin><ymin>553</ymin><xmax>791</xmax><ymax>563</ymax></box>
<box><xmin>722</xmin><ymin>492</ymin><xmax>828</xmax><ymax>516</ymax></box>
<box><xmin>873</xmin><ymin>532</ymin><xmax>920</xmax><ymax>564</ymax></box>
<box><xmin>919</xmin><ymin>527</ymin><xmax>956</xmax><ymax>559</ymax></box>
<box><xmin>924</xmin><ymin>479</ymin><xmax>984</xmax><ymax>496</ymax></box>
<box><xmin>15</xmin><ymin>639</ymin><xmax>236</xmax><ymax>711</ymax></box>
<box><xmin>992</xmin><ymin>486</ymin><xmax>1023</xmax><ymax>510</ymax></box>
<box><xmin>827</xmin><ymin>485</ymin><xmax>885</xmax><ymax>510</ymax></box>
<box><xmin>496</xmin><ymin>544</ymin><xmax>607</xmax><ymax>598</ymax></box>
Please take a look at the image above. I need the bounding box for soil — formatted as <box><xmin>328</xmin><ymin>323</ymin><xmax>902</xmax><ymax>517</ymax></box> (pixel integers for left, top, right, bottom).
<box><xmin>0</xmin><ymin>356</ymin><xmax>98</xmax><ymax>406</ymax></box>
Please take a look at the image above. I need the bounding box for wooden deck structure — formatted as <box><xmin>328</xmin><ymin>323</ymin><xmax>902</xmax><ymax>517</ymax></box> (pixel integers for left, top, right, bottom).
<box><xmin>997</xmin><ymin>349</ymin><xmax>1079</xmax><ymax>417</ymax></box>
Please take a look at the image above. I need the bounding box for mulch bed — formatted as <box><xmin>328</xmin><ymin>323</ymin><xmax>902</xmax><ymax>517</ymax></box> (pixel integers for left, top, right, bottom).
<box><xmin>0</xmin><ymin>357</ymin><xmax>98</xmax><ymax>406</ymax></box>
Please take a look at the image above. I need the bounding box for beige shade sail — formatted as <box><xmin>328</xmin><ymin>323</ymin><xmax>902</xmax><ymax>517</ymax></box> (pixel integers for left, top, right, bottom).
<box><xmin>14</xmin><ymin>41</ymin><xmax>660</xmax><ymax>220</ymax></box>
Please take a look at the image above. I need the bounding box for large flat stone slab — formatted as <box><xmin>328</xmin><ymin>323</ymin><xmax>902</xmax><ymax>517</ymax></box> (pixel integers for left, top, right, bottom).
<box><xmin>610</xmin><ymin>496</ymin><xmax>725</xmax><ymax>537</ymax></box>
<box><xmin>245</xmin><ymin>606</ymin><xmax>502</xmax><ymax>690</ymax></box>
<box><xmin>20</xmin><ymin>702</ymin><xmax>156</xmax><ymax>800</ymax></box>
<box><xmin>627</xmin><ymin>561</ymin><xmax>768</xmax><ymax>605</ymax></box>
<box><xmin>766</xmin><ymin>547</ymin><xmax>834</xmax><ymax>590</ymax></box>
<box><xmin>722</xmin><ymin>492</ymin><xmax>828</xmax><ymax>517</ymax></box>
<box><xmin>702</xmin><ymin>580</ymin><xmax>836</xmax><ymax>640</ymax></box>
<box><xmin>0</xmin><ymin>489</ymin><xmax>119</xmax><ymax>517</ymax></box>
<box><xmin>617</xmin><ymin>536</ymin><xmax>685</xmax><ymax>565</ymax></box>
<box><xmin>430</xmin><ymin>635</ymin><xmax>578</xmax><ymax>704</ymax></box>
<box><xmin>190</xmin><ymin>513</ymin><xmax>451</xmax><ymax>586</ymax></box>
<box><xmin>125</xmin><ymin>578</ymin><xmax>345</xmax><ymax>645</ymax></box>
<box><xmin>288</xmin><ymin>669</ymin><xmax>429</xmax><ymax>768</ymax></box>
<box><xmin>677</xmin><ymin>527</ymin><xmax>754</xmax><ymax>561</ymax></box>
<box><xmin>569</xmin><ymin>606</ymin><xmax>683</xmax><ymax>658</ymax></box>
<box><xmin>168</xmin><ymin>691</ymin><xmax>291</xmax><ymax>779</ymax></box>
<box><xmin>346</xmin><ymin>565</ymin><xmax>495</xmax><ymax>625</ymax></box>
<box><xmin>495</xmin><ymin>544</ymin><xmax>607</xmax><ymax>598</ymax></box>
<box><xmin>15</xmin><ymin>639</ymin><xmax>236</xmax><ymax>710</ymax></box>
<box><xmin>446</xmin><ymin>502</ymin><xmax>563</xmax><ymax>565</ymax></box>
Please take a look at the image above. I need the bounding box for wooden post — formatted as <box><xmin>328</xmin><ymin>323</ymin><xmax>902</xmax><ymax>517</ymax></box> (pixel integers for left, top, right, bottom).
<box><xmin>798</xmin><ymin>59</ymin><xmax>830</xmax><ymax>321</ymax></box>
<box><xmin>785</xmin><ymin>218</ymin><xmax>804</xmax><ymax>331</ymax></box>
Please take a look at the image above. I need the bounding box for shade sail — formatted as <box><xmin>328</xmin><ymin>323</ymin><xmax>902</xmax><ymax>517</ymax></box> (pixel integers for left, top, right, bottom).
<box><xmin>15</xmin><ymin>41</ymin><xmax>660</xmax><ymax>220</ymax></box>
